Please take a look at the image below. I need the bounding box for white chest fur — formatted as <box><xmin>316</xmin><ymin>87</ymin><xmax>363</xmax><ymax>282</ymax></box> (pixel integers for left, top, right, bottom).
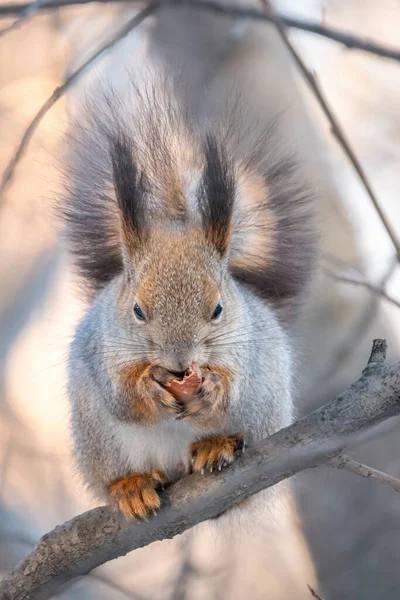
<box><xmin>114</xmin><ymin>417</ymin><xmax>201</xmax><ymax>480</ymax></box>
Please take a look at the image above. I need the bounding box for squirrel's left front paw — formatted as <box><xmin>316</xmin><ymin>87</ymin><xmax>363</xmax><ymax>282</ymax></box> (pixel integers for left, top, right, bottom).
<box><xmin>190</xmin><ymin>434</ymin><xmax>245</xmax><ymax>474</ymax></box>
<box><xmin>109</xmin><ymin>470</ymin><xmax>168</xmax><ymax>519</ymax></box>
<box><xmin>176</xmin><ymin>368</ymin><xmax>229</xmax><ymax>426</ymax></box>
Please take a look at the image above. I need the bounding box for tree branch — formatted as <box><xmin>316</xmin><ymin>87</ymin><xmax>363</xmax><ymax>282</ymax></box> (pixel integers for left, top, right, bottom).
<box><xmin>325</xmin><ymin>269</ymin><xmax>400</xmax><ymax>310</ymax></box>
<box><xmin>1</xmin><ymin>0</ymin><xmax>400</xmax><ymax>65</ymax></box>
<box><xmin>2</xmin><ymin>0</ymin><xmax>400</xmax><ymax>215</ymax></box>
<box><xmin>306</xmin><ymin>257</ymin><xmax>398</xmax><ymax>395</ymax></box>
<box><xmin>328</xmin><ymin>453</ymin><xmax>400</xmax><ymax>493</ymax></box>
<box><xmin>1</xmin><ymin>340</ymin><xmax>400</xmax><ymax>600</ymax></box>
<box><xmin>0</xmin><ymin>0</ymin><xmax>47</xmax><ymax>39</ymax></box>
<box><xmin>266</xmin><ymin>5</ymin><xmax>400</xmax><ymax>262</ymax></box>
<box><xmin>0</xmin><ymin>2</ymin><xmax>159</xmax><ymax>205</ymax></box>
<box><xmin>308</xmin><ymin>585</ymin><xmax>325</xmax><ymax>600</ymax></box>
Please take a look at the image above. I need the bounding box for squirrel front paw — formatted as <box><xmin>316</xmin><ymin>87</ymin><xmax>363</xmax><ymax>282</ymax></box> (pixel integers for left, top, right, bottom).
<box><xmin>190</xmin><ymin>434</ymin><xmax>245</xmax><ymax>474</ymax></box>
<box><xmin>109</xmin><ymin>470</ymin><xmax>169</xmax><ymax>519</ymax></box>
<box><xmin>147</xmin><ymin>365</ymin><xmax>184</xmax><ymax>414</ymax></box>
<box><xmin>176</xmin><ymin>367</ymin><xmax>230</xmax><ymax>426</ymax></box>
<box><xmin>120</xmin><ymin>363</ymin><xmax>183</xmax><ymax>424</ymax></box>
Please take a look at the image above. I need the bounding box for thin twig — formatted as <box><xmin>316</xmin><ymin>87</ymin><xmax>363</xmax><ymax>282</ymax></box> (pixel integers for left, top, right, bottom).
<box><xmin>329</xmin><ymin>453</ymin><xmax>400</xmax><ymax>493</ymax></box>
<box><xmin>266</xmin><ymin>5</ymin><xmax>400</xmax><ymax>261</ymax></box>
<box><xmin>2</xmin><ymin>0</ymin><xmax>400</xmax><ymax>210</ymax></box>
<box><xmin>307</xmin><ymin>257</ymin><xmax>398</xmax><ymax>395</ymax></box>
<box><xmin>1</xmin><ymin>0</ymin><xmax>400</xmax><ymax>65</ymax></box>
<box><xmin>0</xmin><ymin>0</ymin><xmax>48</xmax><ymax>38</ymax></box>
<box><xmin>325</xmin><ymin>269</ymin><xmax>400</xmax><ymax>310</ymax></box>
<box><xmin>307</xmin><ymin>584</ymin><xmax>325</xmax><ymax>600</ymax></box>
<box><xmin>281</xmin><ymin>14</ymin><xmax>400</xmax><ymax>62</ymax></box>
<box><xmin>0</xmin><ymin>2</ymin><xmax>159</xmax><ymax>204</ymax></box>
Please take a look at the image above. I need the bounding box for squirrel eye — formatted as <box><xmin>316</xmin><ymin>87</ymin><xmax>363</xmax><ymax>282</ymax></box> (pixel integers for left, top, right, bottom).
<box><xmin>211</xmin><ymin>300</ymin><xmax>223</xmax><ymax>321</ymax></box>
<box><xmin>133</xmin><ymin>302</ymin><xmax>146</xmax><ymax>322</ymax></box>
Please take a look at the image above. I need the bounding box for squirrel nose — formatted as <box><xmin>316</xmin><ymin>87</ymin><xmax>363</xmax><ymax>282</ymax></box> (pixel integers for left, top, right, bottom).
<box><xmin>160</xmin><ymin>357</ymin><xmax>191</xmax><ymax>374</ymax></box>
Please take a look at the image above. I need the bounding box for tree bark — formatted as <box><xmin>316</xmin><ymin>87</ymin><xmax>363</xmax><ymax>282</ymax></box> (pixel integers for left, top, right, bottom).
<box><xmin>1</xmin><ymin>341</ymin><xmax>399</xmax><ymax>600</ymax></box>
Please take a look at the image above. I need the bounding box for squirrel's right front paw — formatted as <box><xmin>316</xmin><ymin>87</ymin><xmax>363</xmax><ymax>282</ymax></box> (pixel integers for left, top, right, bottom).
<box><xmin>148</xmin><ymin>365</ymin><xmax>183</xmax><ymax>415</ymax></box>
<box><xmin>109</xmin><ymin>470</ymin><xmax>168</xmax><ymax>519</ymax></box>
<box><xmin>120</xmin><ymin>363</ymin><xmax>182</xmax><ymax>423</ymax></box>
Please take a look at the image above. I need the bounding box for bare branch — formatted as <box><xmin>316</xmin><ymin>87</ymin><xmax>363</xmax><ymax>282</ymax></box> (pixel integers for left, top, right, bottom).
<box><xmin>325</xmin><ymin>269</ymin><xmax>400</xmax><ymax>310</ymax></box>
<box><xmin>1</xmin><ymin>340</ymin><xmax>400</xmax><ymax>600</ymax></box>
<box><xmin>2</xmin><ymin>0</ymin><xmax>400</xmax><ymax>213</ymax></box>
<box><xmin>308</xmin><ymin>585</ymin><xmax>325</xmax><ymax>600</ymax></box>
<box><xmin>280</xmin><ymin>14</ymin><xmax>400</xmax><ymax>62</ymax></box>
<box><xmin>0</xmin><ymin>2</ymin><xmax>159</xmax><ymax>205</ymax></box>
<box><xmin>307</xmin><ymin>258</ymin><xmax>397</xmax><ymax>395</ymax></box>
<box><xmin>265</xmin><ymin>5</ymin><xmax>400</xmax><ymax>262</ymax></box>
<box><xmin>0</xmin><ymin>0</ymin><xmax>48</xmax><ymax>38</ymax></box>
<box><xmin>329</xmin><ymin>453</ymin><xmax>400</xmax><ymax>494</ymax></box>
<box><xmin>1</xmin><ymin>0</ymin><xmax>400</xmax><ymax>65</ymax></box>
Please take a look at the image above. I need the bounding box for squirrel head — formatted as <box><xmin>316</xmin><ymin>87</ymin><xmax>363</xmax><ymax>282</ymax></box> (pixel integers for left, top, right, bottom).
<box><xmin>112</xmin><ymin>133</ymin><xmax>238</xmax><ymax>372</ymax></box>
<box><xmin>121</xmin><ymin>228</ymin><xmax>235</xmax><ymax>372</ymax></box>
<box><xmin>64</xmin><ymin>85</ymin><xmax>315</xmax><ymax>353</ymax></box>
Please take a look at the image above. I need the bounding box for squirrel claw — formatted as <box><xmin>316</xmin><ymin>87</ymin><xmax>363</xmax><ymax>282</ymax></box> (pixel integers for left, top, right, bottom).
<box><xmin>189</xmin><ymin>433</ymin><xmax>244</xmax><ymax>475</ymax></box>
<box><xmin>109</xmin><ymin>471</ymin><xmax>167</xmax><ymax>520</ymax></box>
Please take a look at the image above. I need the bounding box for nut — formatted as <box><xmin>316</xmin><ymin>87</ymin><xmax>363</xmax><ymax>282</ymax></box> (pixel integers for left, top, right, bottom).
<box><xmin>164</xmin><ymin>363</ymin><xmax>202</xmax><ymax>403</ymax></box>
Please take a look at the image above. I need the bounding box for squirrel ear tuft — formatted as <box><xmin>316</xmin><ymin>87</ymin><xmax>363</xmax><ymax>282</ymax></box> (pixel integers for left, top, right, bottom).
<box><xmin>109</xmin><ymin>132</ymin><xmax>148</xmax><ymax>252</ymax></box>
<box><xmin>199</xmin><ymin>134</ymin><xmax>235</xmax><ymax>256</ymax></box>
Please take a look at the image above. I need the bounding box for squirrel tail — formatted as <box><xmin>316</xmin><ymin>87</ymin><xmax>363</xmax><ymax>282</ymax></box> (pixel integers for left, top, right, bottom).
<box><xmin>60</xmin><ymin>77</ymin><xmax>316</xmax><ymax>317</ymax></box>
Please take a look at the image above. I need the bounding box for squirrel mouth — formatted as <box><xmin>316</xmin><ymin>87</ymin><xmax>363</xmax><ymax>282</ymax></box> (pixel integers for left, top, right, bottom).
<box><xmin>162</xmin><ymin>364</ymin><xmax>203</xmax><ymax>403</ymax></box>
<box><xmin>168</xmin><ymin>370</ymin><xmax>187</xmax><ymax>378</ymax></box>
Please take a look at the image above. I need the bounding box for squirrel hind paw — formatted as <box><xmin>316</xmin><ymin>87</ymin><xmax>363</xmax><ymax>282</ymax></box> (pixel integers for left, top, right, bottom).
<box><xmin>190</xmin><ymin>433</ymin><xmax>244</xmax><ymax>474</ymax></box>
<box><xmin>109</xmin><ymin>470</ymin><xmax>167</xmax><ymax>520</ymax></box>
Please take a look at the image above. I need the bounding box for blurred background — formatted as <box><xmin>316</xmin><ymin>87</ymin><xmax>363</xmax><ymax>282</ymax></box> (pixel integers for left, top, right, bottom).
<box><xmin>0</xmin><ymin>0</ymin><xmax>400</xmax><ymax>598</ymax></box>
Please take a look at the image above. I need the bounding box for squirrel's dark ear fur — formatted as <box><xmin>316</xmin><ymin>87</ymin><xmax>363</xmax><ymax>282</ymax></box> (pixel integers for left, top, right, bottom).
<box><xmin>199</xmin><ymin>134</ymin><xmax>235</xmax><ymax>256</ymax></box>
<box><xmin>61</xmin><ymin>80</ymin><xmax>315</xmax><ymax>314</ymax></box>
<box><xmin>109</xmin><ymin>133</ymin><xmax>148</xmax><ymax>252</ymax></box>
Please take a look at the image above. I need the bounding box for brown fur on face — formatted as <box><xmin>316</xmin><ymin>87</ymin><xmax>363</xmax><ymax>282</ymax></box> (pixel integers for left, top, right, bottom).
<box><xmin>120</xmin><ymin>227</ymin><xmax>227</xmax><ymax>373</ymax></box>
<box><xmin>136</xmin><ymin>228</ymin><xmax>220</xmax><ymax>320</ymax></box>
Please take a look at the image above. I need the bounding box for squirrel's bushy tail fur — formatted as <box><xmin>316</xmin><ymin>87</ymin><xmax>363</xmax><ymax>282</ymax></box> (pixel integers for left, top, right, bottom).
<box><xmin>61</xmin><ymin>76</ymin><xmax>315</xmax><ymax>318</ymax></box>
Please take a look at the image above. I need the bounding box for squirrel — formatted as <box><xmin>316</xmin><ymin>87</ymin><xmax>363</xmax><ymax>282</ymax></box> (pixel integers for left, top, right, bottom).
<box><xmin>61</xmin><ymin>75</ymin><xmax>315</xmax><ymax>520</ymax></box>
